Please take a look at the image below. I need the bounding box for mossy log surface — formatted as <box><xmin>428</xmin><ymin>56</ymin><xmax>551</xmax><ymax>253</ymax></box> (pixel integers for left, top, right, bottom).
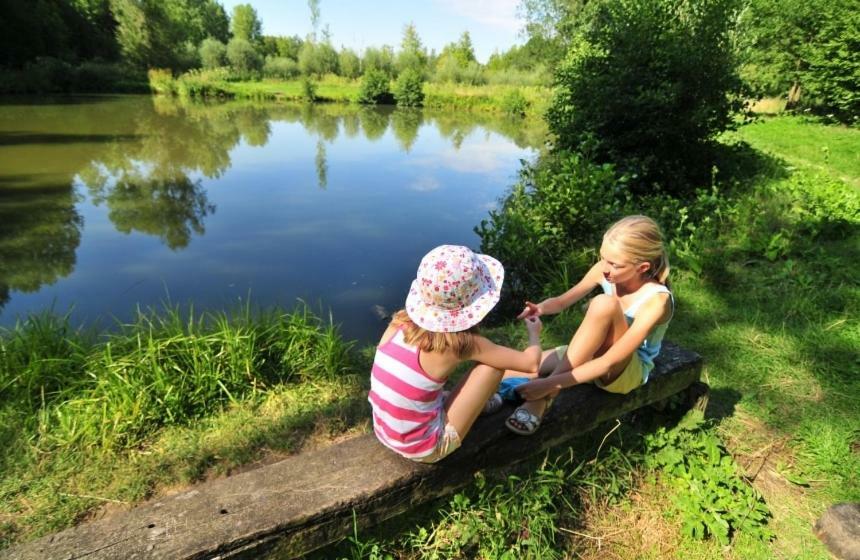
<box><xmin>2</xmin><ymin>341</ymin><xmax>701</xmax><ymax>560</ymax></box>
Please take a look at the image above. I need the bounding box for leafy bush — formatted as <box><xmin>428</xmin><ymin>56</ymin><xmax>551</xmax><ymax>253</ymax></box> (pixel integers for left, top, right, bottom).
<box><xmin>801</xmin><ymin>7</ymin><xmax>859</xmax><ymax>122</ymax></box>
<box><xmin>147</xmin><ymin>68</ymin><xmax>177</xmax><ymax>95</ymax></box>
<box><xmin>476</xmin><ymin>151</ymin><xmax>629</xmax><ymax>303</ymax></box>
<box><xmin>357</xmin><ymin>69</ymin><xmax>394</xmax><ymax>104</ymax></box>
<box><xmin>739</xmin><ymin>0</ymin><xmax>858</xmax><ymax>123</ymax></box>
<box><xmin>226</xmin><ymin>37</ymin><xmax>262</xmax><ymax>75</ymax></box>
<box><xmin>500</xmin><ymin>89</ymin><xmax>530</xmax><ymax>117</ymax></box>
<box><xmin>547</xmin><ymin>0</ymin><xmax>747</xmax><ymax>194</ymax></box>
<box><xmin>199</xmin><ymin>37</ymin><xmax>227</xmax><ymax>69</ymax></box>
<box><xmin>165</xmin><ymin>68</ymin><xmax>235</xmax><ymax>98</ymax></box>
<box><xmin>338</xmin><ymin>48</ymin><xmax>361</xmax><ymax>79</ymax></box>
<box><xmin>433</xmin><ymin>55</ymin><xmax>486</xmax><ymax>85</ymax></box>
<box><xmin>301</xmin><ymin>77</ymin><xmax>317</xmax><ymax>102</ymax></box>
<box><xmin>644</xmin><ymin>411</ymin><xmax>773</xmax><ymax>544</ymax></box>
<box><xmin>393</xmin><ymin>68</ymin><xmax>425</xmax><ymax>107</ymax></box>
<box><xmin>263</xmin><ymin>56</ymin><xmax>299</xmax><ymax>79</ymax></box>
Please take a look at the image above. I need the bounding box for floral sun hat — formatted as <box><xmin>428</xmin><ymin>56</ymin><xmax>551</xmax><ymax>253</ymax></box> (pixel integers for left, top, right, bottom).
<box><xmin>405</xmin><ymin>245</ymin><xmax>504</xmax><ymax>333</ymax></box>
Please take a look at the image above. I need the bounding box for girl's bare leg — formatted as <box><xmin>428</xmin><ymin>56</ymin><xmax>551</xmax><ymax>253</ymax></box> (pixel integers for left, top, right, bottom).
<box><xmin>517</xmin><ymin>294</ymin><xmax>631</xmax><ymax>418</ymax></box>
<box><xmin>444</xmin><ymin>364</ymin><xmax>504</xmax><ymax>439</ymax></box>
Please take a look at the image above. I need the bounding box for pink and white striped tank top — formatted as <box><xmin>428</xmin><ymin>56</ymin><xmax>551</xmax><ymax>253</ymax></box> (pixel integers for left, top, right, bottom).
<box><xmin>368</xmin><ymin>328</ymin><xmax>445</xmax><ymax>459</ymax></box>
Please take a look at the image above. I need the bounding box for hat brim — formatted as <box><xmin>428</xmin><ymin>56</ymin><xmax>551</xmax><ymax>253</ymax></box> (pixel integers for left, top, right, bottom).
<box><xmin>405</xmin><ymin>253</ymin><xmax>504</xmax><ymax>333</ymax></box>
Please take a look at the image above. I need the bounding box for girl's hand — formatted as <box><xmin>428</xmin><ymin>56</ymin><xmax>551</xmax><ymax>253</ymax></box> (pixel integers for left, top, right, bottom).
<box><xmin>524</xmin><ymin>315</ymin><xmax>542</xmax><ymax>336</ymax></box>
<box><xmin>517</xmin><ymin>301</ymin><xmax>542</xmax><ymax>319</ymax></box>
<box><xmin>518</xmin><ymin>378</ymin><xmax>559</xmax><ymax>401</ymax></box>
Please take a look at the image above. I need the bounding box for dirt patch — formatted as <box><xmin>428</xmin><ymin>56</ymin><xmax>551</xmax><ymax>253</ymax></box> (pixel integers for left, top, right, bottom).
<box><xmin>561</xmin><ymin>479</ymin><xmax>682</xmax><ymax>559</ymax></box>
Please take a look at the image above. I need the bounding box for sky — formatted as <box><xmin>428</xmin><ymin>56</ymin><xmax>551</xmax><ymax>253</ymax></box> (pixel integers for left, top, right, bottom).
<box><xmin>218</xmin><ymin>0</ymin><xmax>525</xmax><ymax>63</ymax></box>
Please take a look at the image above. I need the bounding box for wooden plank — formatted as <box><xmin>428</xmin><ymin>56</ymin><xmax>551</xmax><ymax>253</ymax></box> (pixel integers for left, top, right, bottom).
<box><xmin>1</xmin><ymin>342</ymin><xmax>701</xmax><ymax>560</ymax></box>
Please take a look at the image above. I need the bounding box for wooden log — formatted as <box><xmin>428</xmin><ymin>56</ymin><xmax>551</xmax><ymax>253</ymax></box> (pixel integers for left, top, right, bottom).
<box><xmin>1</xmin><ymin>341</ymin><xmax>701</xmax><ymax>560</ymax></box>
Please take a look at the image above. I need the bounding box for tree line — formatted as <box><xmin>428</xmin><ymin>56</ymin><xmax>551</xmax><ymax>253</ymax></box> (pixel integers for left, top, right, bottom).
<box><xmin>0</xmin><ymin>0</ymin><xmax>856</xmax><ymax>120</ymax></box>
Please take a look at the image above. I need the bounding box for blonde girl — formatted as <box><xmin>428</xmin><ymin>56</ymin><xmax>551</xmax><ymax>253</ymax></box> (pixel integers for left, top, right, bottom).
<box><xmin>505</xmin><ymin>215</ymin><xmax>674</xmax><ymax>435</ymax></box>
<box><xmin>369</xmin><ymin>245</ymin><xmax>542</xmax><ymax>463</ymax></box>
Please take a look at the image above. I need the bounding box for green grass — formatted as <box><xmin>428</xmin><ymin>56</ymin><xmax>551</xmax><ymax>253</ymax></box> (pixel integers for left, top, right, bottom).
<box><xmin>733</xmin><ymin>115</ymin><xmax>860</xmax><ymax>187</ymax></box>
<box><xmin>0</xmin><ymin>302</ymin><xmax>367</xmax><ymax>548</ymax></box>
<box><xmin>317</xmin><ymin>115</ymin><xmax>860</xmax><ymax>559</ymax></box>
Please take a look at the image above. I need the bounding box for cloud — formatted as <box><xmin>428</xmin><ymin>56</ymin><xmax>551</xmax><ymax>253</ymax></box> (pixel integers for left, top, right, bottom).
<box><xmin>435</xmin><ymin>0</ymin><xmax>521</xmax><ymax>32</ymax></box>
<box><xmin>410</xmin><ymin>176</ymin><xmax>441</xmax><ymax>192</ymax></box>
<box><xmin>409</xmin><ymin>140</ymin><xmax>528</xmax><ymax>175</ymax></box>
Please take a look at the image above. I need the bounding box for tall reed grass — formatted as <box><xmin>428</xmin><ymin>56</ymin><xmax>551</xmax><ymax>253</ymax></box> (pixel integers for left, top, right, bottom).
<box><xmin>0</xmin><ymin>302</ymin><xmax>355</xmax><ymax>453</ymax></box>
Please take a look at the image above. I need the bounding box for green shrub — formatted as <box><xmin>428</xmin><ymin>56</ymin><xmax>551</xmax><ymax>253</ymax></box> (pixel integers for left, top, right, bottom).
<box><xmin>148</xmin><ymin>68</ymin><xmax>177</xmax><ymax>95</ymax></box>
<box><xmin>476</xmin><ymin>151</ymin><xmax>630</xmax><ymax>303</ymax></box>
<box><xmin>263</xmin><ymin>56</ymin><xmax>299</xmax><ymax>79</ymax></box>
<box><xmin>547</xmin><ymin>0</ymin><xmax>747</xmax><ymax>194</ymax></box>
<box><xmin>500</xmin><ymin>89</ymin><xmax>530</xmax><ymax>117</ymax></box>
<box><xmin>199</xmin><ymin>37</ymin><xmax>227</xmax><ymax>69</ymax></box>
<box><xmin>393</xmin><ymin>68</ymin><xmax>425</xmax><ymax>107</ymax></box>
<box><xmin>226</xmin><ymin>37</ymin><xmax>262</xmax><ymax>76</ymax></box>
<box><xmin>301</xmin><ymin>77</ymin><xmax>317</xmax><ymax>102</ymax></box>
<box><xmin>739</xmin><ymin>0</ymin><xmax>858</xmax><ymax>123</ymax></box>
<box><xmin>644</xmin><ymin>411</ymin><xmax>773</xmax><ymax>544</ymax></box>
<box><xmin>357</xmin><ymin>69</ymin><xmax>394</xmax><ymax>105</ymax></box>
<box><xmin>801</xmin><ymin>7</ymin><xmax>860</xmax><ymax>122</ymax></box>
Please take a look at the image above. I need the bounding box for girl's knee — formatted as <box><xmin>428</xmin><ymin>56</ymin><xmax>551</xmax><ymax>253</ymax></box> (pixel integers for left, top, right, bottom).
<box><xmin>587</xmin><ymin>294</ymin><xmax>621</xmax><ymax>316</ymax></box>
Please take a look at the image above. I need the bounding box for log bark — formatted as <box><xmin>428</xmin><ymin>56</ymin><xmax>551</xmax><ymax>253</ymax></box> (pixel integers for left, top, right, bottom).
<box><xmin>1</xmin><ymin>341</ymin><xmax>701</xmax><ymax>560</ymax></box>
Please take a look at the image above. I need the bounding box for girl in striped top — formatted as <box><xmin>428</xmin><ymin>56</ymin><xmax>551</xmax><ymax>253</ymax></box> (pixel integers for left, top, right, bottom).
<box><xmin>506</xmin><ymin>215</ymin><xmax>675</xmax><ymax>435</ymax></box>
<box><xmin>369</xmin><ymin>245</ymin><xmax>542</xmax><ymax>463</ymax></box>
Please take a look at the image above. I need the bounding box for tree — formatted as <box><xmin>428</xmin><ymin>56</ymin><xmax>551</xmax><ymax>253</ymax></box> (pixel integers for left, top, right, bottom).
<box><xmin>362</xmin><ymin>45</ymin><xmax>395</xmax><ymax>76</ymax></box>
<box><xmin>308</xmin><ymin>0</ymin><xmax>321</xmax><ymax>40</ymax></box>
<box><xmin>442</xmin><ymin>31</ymin><xmax>476</xmax><ymax>66</ymax></box>
<box><xmin>357</xmin><ymin>68</ymin><xmax>393</xmax><ymax>104</ymax></box>
<box><xmin>199</xmin><ymin>37</ymin><xmax>226</xmax><ymax>68</ymax></box>
<box><xmin>260</xmin><ymin>35</ymin><xmax>303</xmax><ymax>60</ymax></box>
<box><xmin>547</xmin><ymin>0</ymin><xmax>746</xmax><ymax>193</ymax></box>
<box><xmin>230</xmin><ymin>3</ymin><xmax>262</xmax><ymax>43</ymax></box>
<box><xmin>740</xmin><ymin>0</ymin><xmax>859</xmax><ymax>121</ymax></box>
<box><xmin>226</xmin><ymin>37</ymin><xmax>262</xmax><ymax>73</ymax></box>
<box><xmin>110</xmin><ymin>0</ymin><xmax>229</xmax><ymax>69</ymax></box>
<box><xmin>393</xmin><ymin>68</ymin><xmax>425</xmax><ymax>106</ymax></box>
<box><xmin>397</xmin><ymin>23</ymin><xmax>427</xmax><ymax>74</ymax></box>
<box><xmin>434</xmin><ymin>31</ymin><xmax>483</xmax><ymax>83</ymax></box>
<box><xmin>518</xmin><ymin>0</ymin><xmax>592</xmax><ymax>66</ymax></box>
<box><xmin>338</xmin><ymin>47</ymin><xmax>361</xmax><ymax>79</ymax></box>
<box><xmin>298</xmin><ymin>40</ymin><xmax>338</xmax><ymax>77</ymax></box>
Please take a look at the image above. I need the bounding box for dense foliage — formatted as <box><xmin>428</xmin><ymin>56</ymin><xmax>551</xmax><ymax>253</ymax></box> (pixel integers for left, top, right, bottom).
<box><xmin>393</xmin><ymin>68</ymin><xmax>425</xmax><ymax>107</ymax></box>
<box><xmin>740</xmin><ymin>0</ymin><xmax>859</xmax><ymax>123</ymax></box>
<box><xmin>546</xmin><ymin>0</ymin><xmax>747</xmax><ymax>193</ymax></box>
<box><xmin>357</xmin><ymin>69</ymin><xmax>394</xmax><ymax>105</ymax></box>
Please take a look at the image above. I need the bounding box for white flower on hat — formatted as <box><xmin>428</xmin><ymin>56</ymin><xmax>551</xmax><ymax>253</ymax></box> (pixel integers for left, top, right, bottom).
<box><xmin>405</xmin><ymin>245</ymin><xmax>504</xmax><ymax>332</ymax></box>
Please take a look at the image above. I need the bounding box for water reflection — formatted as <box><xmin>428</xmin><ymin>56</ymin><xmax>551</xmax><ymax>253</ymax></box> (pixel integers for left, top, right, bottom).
<box><xmin>0</xmin><ymin>186</ymin><xmax>81</xmax><ymax>312</ymax></box>
<box><xmin>0</xmin><ymin>96</ymin><xmax>544</xmax><ymax>330</ymax></box>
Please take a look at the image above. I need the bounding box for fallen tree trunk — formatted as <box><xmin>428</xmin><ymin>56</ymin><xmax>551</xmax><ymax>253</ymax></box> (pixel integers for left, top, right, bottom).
<box><xmin>2</xmin><ymin>341</ymin><xmax>701</xmax><ymax>560</ymax></box>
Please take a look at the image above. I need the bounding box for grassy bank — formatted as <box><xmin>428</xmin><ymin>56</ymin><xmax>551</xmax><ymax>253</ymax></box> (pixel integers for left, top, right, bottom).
<box><xmin>148</xmin><ymin>70</ymin><xmax>552</xmax><ymax>117</ymax></box>
<box><xmin>318</xmin><ymin>115</ymin><xmax>860</xmax><ymax>559</ymax></box>
<box><xmin>1</xmin><ymin>117</ymin><xmax>857</xmax><ymax>559</ymax></box>
<box><xmin>0</xmin><ymin>302</ymin><xmax>368</xmax><ymax>548</ymax></box>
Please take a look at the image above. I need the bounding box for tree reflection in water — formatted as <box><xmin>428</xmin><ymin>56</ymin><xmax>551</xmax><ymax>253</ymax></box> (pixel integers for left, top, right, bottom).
<box><xmin>0</xmin><ymin>95</ymin><xmax>544</xmax><ymax>312</ymax></box>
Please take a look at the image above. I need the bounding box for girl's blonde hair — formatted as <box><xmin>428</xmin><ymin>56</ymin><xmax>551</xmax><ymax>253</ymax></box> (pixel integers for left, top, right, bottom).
<box><xmin>603</xmin><ymin>215</ymin><xmax>670</xmax><ymax>285</ymax></box>
<box><xmin>390</xmin><ymin>310</ymin><xmax>477</xmax><ymax>359</ymax></box>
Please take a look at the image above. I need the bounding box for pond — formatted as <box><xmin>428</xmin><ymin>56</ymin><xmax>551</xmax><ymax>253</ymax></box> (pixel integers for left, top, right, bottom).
<box><xmin>0</xmin><ymin>95</ymin><xmax>544</xmax><ymax>343</ymax></box>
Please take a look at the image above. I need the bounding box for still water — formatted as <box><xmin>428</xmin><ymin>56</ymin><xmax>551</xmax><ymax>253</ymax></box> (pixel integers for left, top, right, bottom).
<box><xmin>0</xmin><ymin>96</ymin><xmax>543</xmax><ymax>343</ymax></box>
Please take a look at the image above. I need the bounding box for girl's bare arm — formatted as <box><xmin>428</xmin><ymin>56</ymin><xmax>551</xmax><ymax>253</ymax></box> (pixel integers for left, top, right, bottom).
<box><xmin>470</xmin><ymin>320</ymin><xmax>542</xmax><ymax>374</ymax></box>
<box><xmin>523</xmin><ymin>261</ymin><xmax>604</xmax><ymax>317</ymax></box>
